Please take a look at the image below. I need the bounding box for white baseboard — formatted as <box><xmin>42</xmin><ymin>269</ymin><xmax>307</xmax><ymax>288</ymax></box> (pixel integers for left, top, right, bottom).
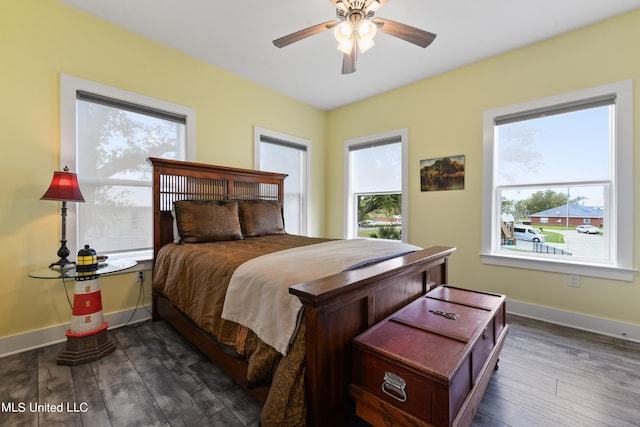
<box><xmin>0</xmin><ymin>304</ymin><xmax>152</xmax><ymax>359</ymax></box>
<box><xmin>4</xmin><ymin>300</ymin><xmax>638</xmax><ymax>358</ymax></box>
<box><xmin>507</xmin><ymin>299</ymin><xmax>640</xmax><ymax>344</ymax></box>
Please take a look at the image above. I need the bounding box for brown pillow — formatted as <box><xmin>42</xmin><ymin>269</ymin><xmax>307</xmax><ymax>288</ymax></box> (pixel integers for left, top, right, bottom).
<box><xmin>173</xmin><ymin>200</ymin><xmax>242</xmax><ymax>243</ymax></box>
<box><xmin>238</xmin><ymin>200</ymin><xmax>286</xmax><ymax>237</ymax></box>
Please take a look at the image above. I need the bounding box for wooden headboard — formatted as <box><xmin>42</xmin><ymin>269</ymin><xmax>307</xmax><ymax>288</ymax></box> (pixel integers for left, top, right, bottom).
<box><xmin>147</xmin><ymin>157</ymin><xmax>287</xmax><ymax>258</ymax></box>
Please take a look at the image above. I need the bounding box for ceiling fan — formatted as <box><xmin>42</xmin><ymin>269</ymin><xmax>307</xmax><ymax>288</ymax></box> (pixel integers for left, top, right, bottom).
<box><xmin>273</xmin><ymin>0</ymin><xmax>437</xmax><ymax>74</ymax></box>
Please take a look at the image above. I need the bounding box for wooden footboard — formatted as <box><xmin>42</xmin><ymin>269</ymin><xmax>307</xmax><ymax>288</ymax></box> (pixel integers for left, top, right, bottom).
<box><xmin>291</xmin><ymin>245</ymin><xmax>455</xmax><ymax>426</ymax></box>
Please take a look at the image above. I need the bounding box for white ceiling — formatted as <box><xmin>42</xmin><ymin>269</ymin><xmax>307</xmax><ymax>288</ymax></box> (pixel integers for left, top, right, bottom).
<box><xmin>57</xmin><ymin>0</ymin><xmax>640</xmax><ymax>111</ymax></box>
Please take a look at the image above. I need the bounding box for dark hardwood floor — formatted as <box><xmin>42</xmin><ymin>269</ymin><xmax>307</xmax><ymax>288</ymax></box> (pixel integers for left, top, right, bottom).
<box><xmin>476</xmin><ymin>315</ymin><xmax>640</xmax><ymax>427</ymax></box>
<box><xmin>2</xmin><ymin>314</ymin><xmax>639</xmax><ymax>426</ymax></box>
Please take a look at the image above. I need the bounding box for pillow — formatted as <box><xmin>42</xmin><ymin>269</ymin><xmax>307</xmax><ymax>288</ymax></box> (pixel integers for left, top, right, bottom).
<box><xmin>173</xmin><ymin>200</ymin><xmax>243</xmax><ymax>243</ymax></box>
<box><xmin>238</xmin><ymin>200</ymin><xmax>286</xmax><ymax>237</ymax></box>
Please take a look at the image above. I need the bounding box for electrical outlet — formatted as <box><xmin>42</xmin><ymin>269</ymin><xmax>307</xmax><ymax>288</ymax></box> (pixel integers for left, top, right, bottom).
<box><xmin>138</xmin><ymin>271</ymin><xmax>144</xmax><ymax>282</ymax></box>
<box><xmin>568</xmin><ymin>274</ymin><xmax>580</xmax><ymax>288</ymax></box>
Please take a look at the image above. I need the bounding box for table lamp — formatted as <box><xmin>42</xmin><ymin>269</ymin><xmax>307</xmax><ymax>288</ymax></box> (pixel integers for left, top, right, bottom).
<box><xmin>41</xmin><ymin>166</ymin><xmax>85</xmax><ymax>268</ymax></box>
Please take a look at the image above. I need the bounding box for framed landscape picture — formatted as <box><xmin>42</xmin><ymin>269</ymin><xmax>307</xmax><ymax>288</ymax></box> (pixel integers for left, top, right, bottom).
<box><xmin>420</xmin><ymin>155</ymin><xmax>465</xmax><ymax>191</ymax></box>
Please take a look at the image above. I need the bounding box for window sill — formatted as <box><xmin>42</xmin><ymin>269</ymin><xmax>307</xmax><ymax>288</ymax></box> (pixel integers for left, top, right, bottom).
<box><xmin>480</xmin><ymin>252</ymin><xmax>635</xmax><ymax>281</ymax></box>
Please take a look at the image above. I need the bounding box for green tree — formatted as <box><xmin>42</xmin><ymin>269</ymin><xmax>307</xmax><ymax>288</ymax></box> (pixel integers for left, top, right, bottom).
<box><xmin>501</xmin><ymin>197</ymin><xmax>514</xmax><ymax>215</ymax></box>
<box><xmin>514</xmin><ymin>200</ymin><xmax>528</xmax><ymax>219</ymax></box>
<box><xmin>523</xmin><ymin>190</ymin><xmax>567</xmax><ymax>214</ymax></box>
<box><xmin>358</xmin><ymin>194</ymin><xmax>401</xmax><ymax>223</ymax></box>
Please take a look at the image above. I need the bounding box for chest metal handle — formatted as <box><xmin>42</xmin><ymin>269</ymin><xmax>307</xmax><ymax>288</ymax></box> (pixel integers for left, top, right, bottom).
<box><xmin>382</xmin><ymin>371</ymin><xmax>407</xmax><ymax>403</ymax></box>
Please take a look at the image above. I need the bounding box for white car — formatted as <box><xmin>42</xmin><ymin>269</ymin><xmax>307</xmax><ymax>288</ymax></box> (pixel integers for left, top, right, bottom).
<box><xmin>513</xmin><ymin>225</ymin><xmax>546</xmax><ymax>243</ymax></box>
<box><xmin>576</xmin><ymin>225</ymin><xmax>601</xmax><ymax>234</ymax></box>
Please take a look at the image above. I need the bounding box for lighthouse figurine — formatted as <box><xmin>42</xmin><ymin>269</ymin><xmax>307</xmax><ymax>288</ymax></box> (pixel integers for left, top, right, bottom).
<box><xmin>57</xmin><ymin>245</ymin><xmax>116</xmax><ymax>365</ymax></box>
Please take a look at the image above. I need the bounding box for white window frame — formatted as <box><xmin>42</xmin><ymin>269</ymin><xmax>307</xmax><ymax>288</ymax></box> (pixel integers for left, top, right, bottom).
<box><xmin>254</xmin><ymin>126</ymin><xmax>311</xmax><ymax>235</ymax></box>
<box><xmin>60</xmin><ymin>74</ymin><xmax>196</xmax><ymax>266</ymax></box>
<box><xmin>344</xmin><ymin>128</ymin><xmax>409</xmax><ymax>241</ymax></box>
<box><xmin>481</xmin><ymin>80</ymin><xmax>634</xmax><ymax>281</ymax></box>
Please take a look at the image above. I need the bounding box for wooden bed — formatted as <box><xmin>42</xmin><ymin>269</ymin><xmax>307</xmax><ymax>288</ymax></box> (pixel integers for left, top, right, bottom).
<box><xmin>148</xmin><ymin>157</ymin><xmax>456</xmax><ymax>426</ymax></box>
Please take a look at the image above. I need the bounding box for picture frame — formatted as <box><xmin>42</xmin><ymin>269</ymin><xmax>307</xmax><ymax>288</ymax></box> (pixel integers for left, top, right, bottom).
<box><xmin>420</xmin><ymin>155</ymin><xmax>465</xmax><ymax>191</ymax></box>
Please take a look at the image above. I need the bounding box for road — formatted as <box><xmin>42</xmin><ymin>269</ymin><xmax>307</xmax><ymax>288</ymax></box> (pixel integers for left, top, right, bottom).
<box><xmin>512</xmin><ymin>229</ymin><xmax>604</xmax><ymax>258</ymax></box>
<box><xmin>552</xmin><ymin>229</ymin><xmax>604</xmax><ymax>258</ymax></box>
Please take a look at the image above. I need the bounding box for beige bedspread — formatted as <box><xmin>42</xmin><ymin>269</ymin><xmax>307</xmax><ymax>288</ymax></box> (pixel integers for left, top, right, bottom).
<box><xmin>222</xmin><ymin>239</ymin><xmax>421</xmax><ymax>355</ymax></box>
<box><xmin>152</xmin><ymin>234</ymin><xmax>331</xmax><ymax>355</ymax></box>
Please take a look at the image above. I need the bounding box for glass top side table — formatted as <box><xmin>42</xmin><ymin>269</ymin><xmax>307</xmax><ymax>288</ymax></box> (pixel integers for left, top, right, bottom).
<box><xmin>29</xmin><ymin>259</ymin><xmax>137</xmax><ymax>279</ymax></box>
<box><xmin>29</xmin><ymin>258</ymin><xmax>137</xmax><ymax>365</ymax></box>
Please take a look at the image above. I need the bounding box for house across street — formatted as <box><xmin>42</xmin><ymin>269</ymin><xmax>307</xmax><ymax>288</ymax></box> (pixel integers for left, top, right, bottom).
<box><xmin>529</xmin><ymin>203</ymin><xmax>603</xmax><ymax>228</ymax></box>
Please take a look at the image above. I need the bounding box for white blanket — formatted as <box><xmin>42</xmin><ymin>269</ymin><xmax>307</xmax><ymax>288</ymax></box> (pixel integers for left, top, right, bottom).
<box><xmin>221</xmin><ymin>239</ymin><xmax>421</xmax><ymax>355</ymax></box>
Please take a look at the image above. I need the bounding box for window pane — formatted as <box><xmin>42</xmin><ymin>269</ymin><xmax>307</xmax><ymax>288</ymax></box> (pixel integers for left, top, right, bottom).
<box><xmin>260</xmin><ymin>141</ymin><xmax>305</xmax><ymax>235</ymax></box>
<box><xmin>499</xmin><ymin>185</ymin><xmax>607</xmax><ymax>260</ymax></box>
<box><xmin>497</xmin><ymin>106</ymin><xmax>610</xmax><ymax>185</ymax></box>
<box><xmin>78</xmin><ymin>184</ymin><xmax>151</xmax><ymax>253</ymax></box>
<box><xmin>351</xmin><ymin>142</ymin><xmax>401</xmax><ymax>193</ymax></box>
<box><xmin>349</xmin><ymin>139</ymin><xmax>403</xmax><ymax>240</ymax></box>
<box><xmin>357</xmin><ymin>194</ymin><xmax>402</xmax><ymax>240</ymax></box>
<box><xmin>495</xmin><ymin>102</ymin><xmax>611</xmax><ymax>263</ymax></box>
<box><xmin>76</xmin><ymin>100</ymin><xmax>185</xmax><ymax>254</ymax></box>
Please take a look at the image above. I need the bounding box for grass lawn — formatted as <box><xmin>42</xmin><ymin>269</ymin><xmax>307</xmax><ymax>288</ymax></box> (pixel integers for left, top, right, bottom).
<box><xmin>541</xmin><ymin>230</ymin><xmax>564</xmax><ymax>243</ymax></box>
<box><xmin>522</xmin><ymin>223</ymin><xmax>569</xmax><ymax>243</ymax></box>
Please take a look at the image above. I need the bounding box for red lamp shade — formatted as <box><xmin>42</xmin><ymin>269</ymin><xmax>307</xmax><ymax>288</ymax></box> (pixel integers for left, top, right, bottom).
<box><xmin>41</xmin><ymin>167</ymin><xmax>85</xmax><ymax>202</ymax></box>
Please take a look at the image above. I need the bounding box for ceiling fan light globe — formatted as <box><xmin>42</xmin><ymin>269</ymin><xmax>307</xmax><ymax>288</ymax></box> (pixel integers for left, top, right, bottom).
<box><xmin>334</xmin><ymin>21</ymin><xmax>353</xmax><ymax>40</ymax></box>
<box><xmin>336</xmin><ymin>1</ymin><xmax>349</xmax><ymax>13</ymax></box>
<box><xmin>337</xmin><ymin>39</ymin><xmax>354</xmax><ymax>54</ymax></box>
<box><xmin>365</xmin><ymin>1</ymin><xmax>381</xmax><ymax>13</ymax></box>
<box><xmin>357</xmin><ymin>20</ymin><xmax>377</xmax><ymax>38</ymax></box>
<box><xmin>358</xmin><ymin>37</ymin><xmax>375</xmax><ymax>53</ymax></box>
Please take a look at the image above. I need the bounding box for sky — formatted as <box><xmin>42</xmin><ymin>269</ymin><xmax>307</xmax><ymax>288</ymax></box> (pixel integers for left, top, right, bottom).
<box><xmin>497</xmin><ymin>105</ymin><xmax>610</xmax><ymax>202</ymax></box>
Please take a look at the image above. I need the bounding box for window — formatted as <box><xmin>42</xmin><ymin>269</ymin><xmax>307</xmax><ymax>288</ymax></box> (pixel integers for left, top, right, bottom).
<box><xmin>61</xmin><ymin>74</ymin><xmax>195</xmax><ymax>263</ymax></box>
<box><xmin>344</xmin><ymin>129</ymin><xmax>408</xmax><ymax>241</ymax></box>
<box><xmin>482</xmin><ymin>81</ymin><xmax>633</xmax><ymax>280</ymax></box>
<box><xmin>254</xmin><ymin>127</ymin><xmax>310</xmax><ymax>235</ymax></box>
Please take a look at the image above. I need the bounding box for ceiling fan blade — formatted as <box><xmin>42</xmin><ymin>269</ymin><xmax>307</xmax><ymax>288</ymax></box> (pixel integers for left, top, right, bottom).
<box><xmin>342</xmin><ymin>43</ymin><xmax>357</xmax><ymax>74</ymax></box>
<box><xmin>273</xmin><ymin>21</ymin><xmax>337</xmax><ymax>48</ymax></box>
<box><xmin>373</xmin><ymin>17</ymin><xmax>436</xmax><ymax>48</ymax></box>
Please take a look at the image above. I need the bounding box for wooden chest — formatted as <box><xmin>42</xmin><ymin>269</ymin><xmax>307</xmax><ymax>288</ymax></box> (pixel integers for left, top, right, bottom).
<box><xmin>350</xmin><ymin>286</ymin><xmax>508</xmax><ymax>427</ymax></box>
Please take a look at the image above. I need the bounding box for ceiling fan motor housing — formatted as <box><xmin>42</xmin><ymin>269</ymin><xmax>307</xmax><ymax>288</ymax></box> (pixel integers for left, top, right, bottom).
<box><xmin>336</xmin><ymin>0</ymin><xmax>378</xmax><ymax>21</ymax></box>
<box><xmin>272</xmin><ymin>0</ymin><xmax>435</xmax><ymax>74</ymax></box>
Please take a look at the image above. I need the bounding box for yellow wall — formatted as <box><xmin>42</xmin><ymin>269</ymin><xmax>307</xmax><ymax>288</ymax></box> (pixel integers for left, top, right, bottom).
<box><xmin>326</xmin><ymin>10</ymin><xmax>640</xmax><ymax>326</ymax></box>
<box><xmin>0</xmin><ymin>0</ymin><xmax>326</xmax><ymax>338</ymax></box>
<box><xmin>3</xmin><ymin>0</ymin><xmax>639</xmax><ymax>342</ymax></box>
